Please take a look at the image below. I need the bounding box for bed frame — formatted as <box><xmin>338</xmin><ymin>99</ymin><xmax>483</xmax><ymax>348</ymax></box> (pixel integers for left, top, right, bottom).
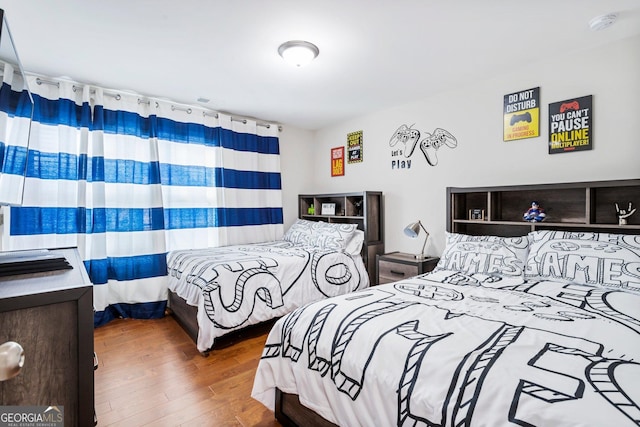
<box><xmin>275</xmin><ymin>389</ymin><xmax>337</xmax><ymax>427</ymax></box>
<box><xmin>272</xmin><ymin>178</ymin><xmax>640</xmax><ymax>426</ymax></box>
<box><xmin>167</xmin><ymin>290</ymin><xmax>199</xmax><ymax>343</ymax></box>
<box><xmin>167</xmin><ymin>290</ymin><xmax>277</xmax><ymax>354</ymax></box>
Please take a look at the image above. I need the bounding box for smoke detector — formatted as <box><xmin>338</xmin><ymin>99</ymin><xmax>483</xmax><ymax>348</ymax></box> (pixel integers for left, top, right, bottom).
<box><xmin>589</xmin><ymin>13</ymin><xmax>618</xmax><ymax>31</ymax></box>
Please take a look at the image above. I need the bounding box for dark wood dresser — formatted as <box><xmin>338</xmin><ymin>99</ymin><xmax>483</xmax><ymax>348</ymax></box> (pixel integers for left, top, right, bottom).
<box><xmin>0</xmin><ymin>247</ymin><xmax>94</xmax><ymax>427</ymax></box>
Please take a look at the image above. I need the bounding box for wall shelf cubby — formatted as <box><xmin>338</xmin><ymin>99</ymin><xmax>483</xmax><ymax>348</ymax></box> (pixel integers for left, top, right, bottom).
<box><xmin>298</xmin><ymin>191</ymin><xmax>384</xmax><ymax>283</ymax></box>
<box><xmin>447</xmin><ymin>179</ymin><xmax>640</xmax><ymax>236</ymax></box>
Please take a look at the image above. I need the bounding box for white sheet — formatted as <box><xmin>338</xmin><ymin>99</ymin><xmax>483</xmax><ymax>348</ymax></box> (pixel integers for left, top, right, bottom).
<box><xmin>167</xmin><ymin>240</ymin><xmax>369</xmax><ymax>352</ymax></box>
<box><xmin>252</xmin><ymin>269</ymin><xmax>640</xmax><ymax>426</ymax></box>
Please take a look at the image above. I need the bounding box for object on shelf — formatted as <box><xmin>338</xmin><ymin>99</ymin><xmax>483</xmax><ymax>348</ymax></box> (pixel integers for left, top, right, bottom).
<box><xmin>321</xmin><ymin>203</ymin><xmax>336</xmax><ymax>216</ymax></box>
<box><xmin>615</xmin><ymin>202</ymin><xmax>636</xmax><ymax>226</ymax></box>
<box><xmin>468</xmin><ymin>209</ymin><xmax>485</xmax><ymax>220</ymax></box>
<box><xmin>308</xmin><ymin>204</ymin><xmax>314</xmax><ymax>215</ymax></box>
<box><xmin>523</xmin><ymin>201</ymin><xmax>546</xmax><ymax>222</ymax></box>
<box><xmin>354</xmin><ymin>200</ymin><xmax>363</xmax><ymax>216</ymax></box>
<box><xmin>0</xmin><ymin>249</ymin><xmax>72</xmax><ymax>277</ymax></box>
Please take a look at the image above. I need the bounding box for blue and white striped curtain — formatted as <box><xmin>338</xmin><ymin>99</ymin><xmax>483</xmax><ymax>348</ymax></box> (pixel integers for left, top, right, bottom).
<box><xmin>1</xmin><ymin>76</ymin><xmax>283</xmax><ymax>326</ymax></box>
<box><xmin>0</xmin><ymin>62</ymin><xmax>33</xmax><ymax>205</ymax></box>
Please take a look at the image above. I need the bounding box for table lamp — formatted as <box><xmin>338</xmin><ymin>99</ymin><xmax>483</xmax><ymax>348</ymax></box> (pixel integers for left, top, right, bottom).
<box><xmin>404</xmin><ymin>220</ymin><xmax>429</xmax><ymax>260</ymax></box>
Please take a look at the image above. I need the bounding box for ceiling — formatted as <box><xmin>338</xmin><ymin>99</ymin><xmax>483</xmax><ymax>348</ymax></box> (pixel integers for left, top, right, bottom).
<box><xmin>1</xmin><ymin>0</ymin><xmax>639</xmax><ymax>130</ymax></box>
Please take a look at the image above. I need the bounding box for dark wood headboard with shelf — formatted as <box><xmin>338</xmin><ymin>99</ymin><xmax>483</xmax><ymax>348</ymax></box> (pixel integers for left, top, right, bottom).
<box><xmin>447</xmin><ymin>179</ymin><xmax>640</xmax><ymax>236</ymax></box>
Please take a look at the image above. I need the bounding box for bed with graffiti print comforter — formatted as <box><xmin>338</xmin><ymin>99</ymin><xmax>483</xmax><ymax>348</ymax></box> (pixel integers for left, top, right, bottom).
<box><xmin>251</xmin><ymin>268</ymin><xmax>640</xmax><ymax>426</ymax></box>
<box><xmin>167</xmin><ymin>240</ymin><xmax>369</xmax><ymax>352</ymax></box>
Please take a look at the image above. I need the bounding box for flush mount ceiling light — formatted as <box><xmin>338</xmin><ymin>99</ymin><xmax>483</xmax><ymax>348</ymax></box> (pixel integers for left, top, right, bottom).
<box><xmin>589</xmin><ymin>13</ymin><xmax>618</xmax><ymax>31</ymax></box>
<box><xmin>278</xmin><ymin>40</ymin><xmax>319</xmax><ymax>67</ymax></box>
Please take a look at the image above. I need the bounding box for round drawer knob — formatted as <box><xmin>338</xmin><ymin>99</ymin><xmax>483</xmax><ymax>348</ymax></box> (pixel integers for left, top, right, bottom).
<box><xmin>0</xmin><ymin>341</ymin><xmax>25</xmax><ymax>381</ymax></box>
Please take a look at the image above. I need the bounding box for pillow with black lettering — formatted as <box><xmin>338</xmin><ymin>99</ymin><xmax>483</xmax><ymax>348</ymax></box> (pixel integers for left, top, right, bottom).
<box><xmin>435</xmin><ymin>232</ymin><xmax>530</xmax><ymax>277</ymax></box>
<box><xmin>282</xmin><ymin>219</ymin><xmax>358</xmax><ymax>252</ymax></box>
<box><xmin>525</xmin><ymin>230</ymin><xmax>640</xmax><ymax>294</ymax></box>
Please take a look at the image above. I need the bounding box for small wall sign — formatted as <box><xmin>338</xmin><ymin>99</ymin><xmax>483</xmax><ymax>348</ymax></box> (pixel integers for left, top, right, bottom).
<box><xmin>548</xmin><ymin>95</ymin><xmax>592</xmax><ymax>154</ymax></box>
<box><xmin>331</xmin><ymin>146</ymin><xmax>345</xmax><ymax>177</ymax></box>
<box><xmin>347</xmin><ymin>130</ymin><xmax>363</xmax><ymax>163</ymax></box>
<box><xmin>503</xmin><ymin>87</ymin><xmax>540</xmax><ymax>141</ymax></box>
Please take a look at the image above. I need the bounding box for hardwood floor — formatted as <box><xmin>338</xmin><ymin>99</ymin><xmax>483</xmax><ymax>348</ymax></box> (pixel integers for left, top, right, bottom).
<box><xmin>94</xmin><ymin>314</ymin><xmax>282</xmax><ymax>427</ymax></box>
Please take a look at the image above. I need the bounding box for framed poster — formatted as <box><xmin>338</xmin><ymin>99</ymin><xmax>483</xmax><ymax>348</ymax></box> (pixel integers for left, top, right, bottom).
<box><xmin>503</xmin><ymin>87</ymin><xmax>540</xmax><ymax>141</ymax></box>
<box><xmin>347</xmin><ymin>130</ymin><xmax>363</xmax><ymax>163</ymax></box>
<box><xmin>331</xmin><ymin>146</ymin><xmax>345</xmax><ymax>177</ymax></box>
<box><xmin>548</xmin><ymin>95</ymin><xmax>592</xmax><ymax>154</ymax></box>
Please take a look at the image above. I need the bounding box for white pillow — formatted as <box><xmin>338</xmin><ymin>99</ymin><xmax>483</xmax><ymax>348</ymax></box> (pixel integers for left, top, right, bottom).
<box><xmin>345</xmin><ymin>230</ymin><xmax>365</xmax><ymax>256</ymax></box>
<box><xmin>436</xmin><ymin>231</ymin><xmax>529</xmax><ymax>277</ymax></box>
<box><xmin>282</xmin><ymin>219</ymin><xmax>358</xmax><ymax>251</ymax></box>
<box><xmin>525</xmin><ymin>230</ymin><xmax>640</xmax><ymax>293</ymax></box>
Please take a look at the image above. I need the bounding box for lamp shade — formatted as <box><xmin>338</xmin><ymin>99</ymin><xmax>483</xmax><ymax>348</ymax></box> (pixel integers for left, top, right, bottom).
<box><xmin>278</xmin><ymin>40</ymin><xmax>319</xmax><ymax>67</ymax></box>
<box><xmin>403</xmin><ymin>220</ymin><xmax>429</xmax><ymax>259</ymax></box>
<box><xmin>403</xmin><ymin>221</ymin><xmax>421</xmax><ymax>238</ymax></box>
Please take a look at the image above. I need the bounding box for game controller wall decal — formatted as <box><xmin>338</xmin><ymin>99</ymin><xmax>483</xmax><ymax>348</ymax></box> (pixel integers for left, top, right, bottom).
<box><xmin>389</xmin><ymin>123</ymin><xmax>458</xmax><ymax>168</ymax></box>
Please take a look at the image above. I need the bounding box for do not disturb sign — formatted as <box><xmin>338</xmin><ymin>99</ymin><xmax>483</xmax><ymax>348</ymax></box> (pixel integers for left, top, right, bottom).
<box><xmin>503</xmin><ymin>87</ymin><xmax>540</xmax><ymax>141</ymax></box>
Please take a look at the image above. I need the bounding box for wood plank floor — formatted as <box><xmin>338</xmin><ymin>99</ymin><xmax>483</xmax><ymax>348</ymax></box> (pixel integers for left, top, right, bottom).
<box><xmin>94</xmin><ymin>315</ymin><xmax>282</xmax><ymax>427</ymax></box>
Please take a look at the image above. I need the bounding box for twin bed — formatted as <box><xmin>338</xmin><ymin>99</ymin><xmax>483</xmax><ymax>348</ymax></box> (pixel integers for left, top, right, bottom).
<box><xmin>249</xmin><ymin>180</ymin><xmax>640</xmax><ymax>426</ymax></box>
<box><xmin>166</xmin><ymin>219</ymin><xmax>369</xmax><ymax>353</ymax></box>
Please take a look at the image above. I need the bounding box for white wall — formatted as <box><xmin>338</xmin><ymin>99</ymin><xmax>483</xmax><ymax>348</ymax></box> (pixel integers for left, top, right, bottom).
<box><xmin>278</xmin><ymin>125</ymin><xmax>315</xmax><ymax>230</ymax></box>
<box><xmin>304</xmin><ymin>34</ymin><xmax>640</xmax><ymax>257</ymax></box>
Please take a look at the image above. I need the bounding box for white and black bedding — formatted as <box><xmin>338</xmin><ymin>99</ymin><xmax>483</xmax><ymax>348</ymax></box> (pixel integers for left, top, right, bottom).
<box><xmin>252</xmin><ymin>230</ymin><xmax>640</xmax><ymax>426</ymax></box>
<box><xmin>167</xmin><ymin>219</ymin><xmax>370</xmax><ymax>352</ymax></box>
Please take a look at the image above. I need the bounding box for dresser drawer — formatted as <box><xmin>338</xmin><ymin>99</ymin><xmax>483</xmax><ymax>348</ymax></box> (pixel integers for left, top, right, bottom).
<box><xmin>376</xmin><ymin>253</ymin><xmax>439</xmax><ymax>285</ymax></box>
<box><xmin>378</xmin><ymin>260</ymin><xmax>419</xmax><ymax>284</ymax></box>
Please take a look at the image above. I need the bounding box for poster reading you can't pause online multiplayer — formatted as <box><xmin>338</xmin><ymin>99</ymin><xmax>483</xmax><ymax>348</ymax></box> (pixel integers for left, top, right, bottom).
<box><xmin>548</xmin><ymin>95</ymin><xmax>592</xmax><ymax>154</ymax></box>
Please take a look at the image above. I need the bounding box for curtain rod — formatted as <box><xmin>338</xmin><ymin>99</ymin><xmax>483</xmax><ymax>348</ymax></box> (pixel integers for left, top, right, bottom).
<box><xmin>201</xmin><ymin>111</ymin><xmax>274</xmax><ymax>129</ymax></box>
<box><xmin>33</xmin><ymin>77</ymin><xmax>282</xmax><ymax>131</ymax></box>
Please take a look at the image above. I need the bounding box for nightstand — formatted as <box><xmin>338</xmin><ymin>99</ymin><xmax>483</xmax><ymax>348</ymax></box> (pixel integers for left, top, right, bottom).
<box><xmin>376</xmin><ymin>252</ymin><xmax>439</xmax><ymax>285</ymax></box>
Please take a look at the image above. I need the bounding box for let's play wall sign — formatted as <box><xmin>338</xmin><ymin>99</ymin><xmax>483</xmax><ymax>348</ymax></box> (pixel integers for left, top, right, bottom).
<box><xmin>548</xmin><ymin>95</ymin><xmax>592</xmax><ymax>154</ymax></box>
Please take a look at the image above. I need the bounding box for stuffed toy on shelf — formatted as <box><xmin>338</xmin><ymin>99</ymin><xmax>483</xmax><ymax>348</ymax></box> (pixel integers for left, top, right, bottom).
<box><xmin>523</xmin><ymin>201</ymin><xmax>546</xmax><ymax>222</ymax></box>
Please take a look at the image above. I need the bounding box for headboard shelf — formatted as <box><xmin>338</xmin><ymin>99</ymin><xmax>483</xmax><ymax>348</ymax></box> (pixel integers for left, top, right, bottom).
<box><xmin>448</xmin><ymin>179</ymin><xmax>640</xmax><ymax>236</ymax></box>
<box><xmin>453</xmin><ymin>219</ymin><xmax>640</xmax><ymax>227</ymax></box>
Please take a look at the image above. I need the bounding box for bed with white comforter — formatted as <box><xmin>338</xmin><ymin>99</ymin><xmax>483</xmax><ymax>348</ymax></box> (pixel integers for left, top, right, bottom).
<box><xmin>167</xmin><ymin>219</ymin><xmax>369</xmax><ymax>352</ymax></box>
<box><xmin>252</xmin><ymin>230</ymin><xmax>640</xmax><ymax>426</ymax></box>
